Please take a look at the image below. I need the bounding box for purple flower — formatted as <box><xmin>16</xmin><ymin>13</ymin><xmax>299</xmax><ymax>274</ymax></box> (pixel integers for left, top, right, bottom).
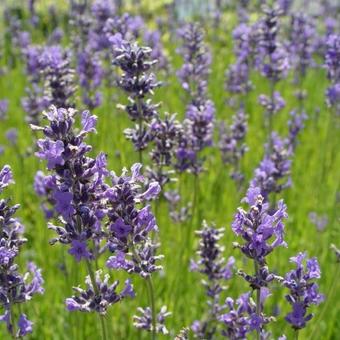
<box><xmin>283</xmin><ymin>253</ymin><xmax>324</xmax><ymax>330</ymax></box>
<box><xmin>25</xmin><ymin>262</ymin><xmax>45</xmax><ymax>297</ymax></box>
<box><xmin>5</xmin><ymin>128</ymin><xmax>18</xmax><ymax>145</ymax></box>
<box><xmin>36</xmin><ymin>139</ymin><xmax>65</xmax><ymax>170</ymax></box>
<box><xmin>17</xmin><ymin>314</ymin><xmax>33</xmax><ymax>337</ymax></box>
<box><xmin>110</xmin><ymin>218</ymin><xmax>132</xmax><ymax>239</ymax></box>
<box><xmin>0</xmin><ymin>99</ymin><xmax>8</xmax><ymax>120</ymax></box>
<box><xmin>54</xmin><ymin>191</ymin><xmax>75</xmax><ymax>220</ymax></box>
<box><xmin>219</xmin><ymin>109</ymin><xmax>248</xmax><ymax>184</ymax></box>
<box><xmin>232</xmin><ymin>186</ymin><xmax>288</xmax><ymax>265</ymax></box>
<box><xmin>68</xmin><ymin>240</ymin><xmax>92</xmax><ymax>262</ymax></box>
<box><xmin>81</xmin><ymin>110</ymin><xmax>98</xmax><ymax>133</ymax></box>
<box><xmin>106</xmin><ymin>251</ymin><xmax>131</xmax><ymax>270</ymax></box>
<box><xmin>114</xmin><ymin>40</ymin><xmax>161</xmax><ymax>152</ymax></box>
<box><xmin>0</xmin><ymin>165</ymin><xmax>43</xmax><ymax>337</ymax></box>
<box><xmin>139</xmin><ymin>182</ymin><xmax>161</xmax><ymax>201</ymax></box>
<box><xmin>66</xmin><ymin>270</ymin><xmax>134</xmax><ymax>314</ymax></box>
<box><xmin>191</xmin><ymin>222</ymin><xmax>235</xmax><ymax>338</ymax></box>
<box><xmin>0</xmin><ymin>246</ymin><xmax>17</xmax><ymax>265</ymax></box>
<box><xmin>0</xmin><ymin>165</ymin><xmax>14</xmax><ymax>191</ymax></box>
<box><xmin>105</xmin><ymin>164</ymin><xmax>163</xmax><ymax>278</ymax></box>
<box><xmin>177</xmin><ymin>23</ymin><xmax>211</xmax><ymax>106</ymax></box>
<box><xmin>133</xmin><ymin>306</ymin><xmax>171</xmax><ymax>335</ymax></box>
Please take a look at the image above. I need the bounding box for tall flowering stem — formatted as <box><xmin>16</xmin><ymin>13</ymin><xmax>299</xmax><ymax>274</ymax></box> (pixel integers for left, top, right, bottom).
<box><xmin>283</xmin><ymin>253</ymin><xmax>324</xmax><ymax>337</ymax></box>
<box><xmin>22</xmin><ymin>45</ymin><xmax>76</xmax><ymax>128</ymax></box>
<box><xmin>104</xmin><ymin>164</ymin><xmax>170</xmax><ymax>338</ymax></box>
<box><xmin>218</xmin><ymin>109</ymin><xmax>248</xmax><ymax>187</ymax></box>
<box><xmin>257</xmin><ymin>5</ymin><xmax>289</xmax><ymax>144</ymax></box>
<box><xmin>31</xmin><ymin>106</ymin><xmax>133</xmax><ymax>339</ymax></box>
<box><xmin>324</xmin><ymin>34</ymin><xmax>340</xmax><ymax>113</ymax></box>
<box><xmin>251</xmin><ymin>132</ymin><xmax>293</xmax><ymax>202</ymax></box>
<box><xmin>113</xmin><ymin>38</ymin><xmax>161</xmax><ymax>162</ymax></box>
<box><xmin>289</xmin><ymin>13</ymin><xmax>315</xmax><ymax>114</ymax></box>
<box><xmin>231</xmin><ymin>185</ymin><xmax>288</xmax><ymax>337</ymax></box>
<box><xmin>190</xmin><ymin>221</ymin><xmax>235</xmax><ymax>339</ymax></box>
<box><xmin>148</xmin><ymin>113</ymin><xmax>182</xmax><ymax>188</ymax></box>
<box><xmin>0</xmin><ymin>165</ymin><xmax>44</xmax><ymax>338</ymax></box>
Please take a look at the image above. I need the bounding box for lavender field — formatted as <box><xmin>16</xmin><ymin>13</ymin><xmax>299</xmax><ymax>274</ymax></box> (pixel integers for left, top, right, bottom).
<box><xmin>0</xmin><ymin>0</ymin><xmax>339</xmax><ymax>339</ymax></box>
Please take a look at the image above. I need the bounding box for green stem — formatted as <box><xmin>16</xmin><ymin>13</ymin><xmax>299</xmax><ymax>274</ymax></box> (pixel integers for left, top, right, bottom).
<box><xmin>85</xmin><ymin>260</ymin><xmax>108</xmax><ymax>340</ymax></box>
<box><xmin>145</xmin><ymin>277</ymin><xmax>156</xmax><ymax>340</ymax></box>
<box><xmin>295</xmin><ymin>329</ymin><xmax>299</xmax><ymax>340</ymax></box>
<box><xmin>254</xmin><ymin>261</ymin><xmax>261</xmax><ymax>340</ymax></box>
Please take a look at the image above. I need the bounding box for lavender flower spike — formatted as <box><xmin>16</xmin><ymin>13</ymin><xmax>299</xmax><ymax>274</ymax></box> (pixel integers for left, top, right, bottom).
<box><xmin>190</xmin><ymin>221</ymin><xmax>235</xmax><ymax>339</ymax></box>
<box><xmin>113</xmin><ymin>38</ymin><xmax>161</xmax><ymax>156</ymax></box>
<box><xmin>0</xmin><ymin>165</ymin><xmax>44</xmax><ymax>338</ymax></box>
<box><xmin>283</xmin><ymin>253</ymin><xmax>323</xmax><ymax>330</ymax></box>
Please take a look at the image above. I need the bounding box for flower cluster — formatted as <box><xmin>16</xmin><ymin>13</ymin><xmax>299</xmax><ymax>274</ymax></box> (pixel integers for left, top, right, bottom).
<box><xmin>32</xmin><ymin>106</ymin><xmax>107</xmax><ymax>255</ymax></box>
<box><xmin>251</xmin><ymin>133</ymin><xmax>293</xmax><ymax>200</ymax></box>
<box><xmin>176</xmin><ymin>101</ymin><xmax>215</xmax><ymax>175</ymax></box>
<box><xmin>289</xmin><ymin>13</ymin><xmax>316</xmax><ymax>81</ymax></box>
<box><xmin>257</xmin><ymin>5</ymin><xmax>289</xmax><ymax>82</ymax></box>
<box><xmin>219</xmin><ymin>109</ymin><xmax>248</xmax><ymax>184</ymax></box>
<box><xmin>190</xmin><ymin>221</ymin><xmax>235</xmax><ymax>338</ymax></box>
<box><xmin>113</xmin><ymin>39</ymin><xmax>161</xmax><ymax>152</ymax></box>
<box><xmin>176</xmin><ymin>23</ymin><xmax>211</xmax><ymax>106</ymax></box>
<box><xmin>144</xmin><ymin>30</ymin><xmax>169</xmax><ymax>72</ymax></box>
<box><xmin>32</xmin><ymin>106</ymin><xmax>136</xmax><ymax>315</ymax></box>
<box><xmin>219</xmin><ymin>290</ymin><xmax>273</xmax><ymax>338</ymax></box>
<box><xmin>148</xmin><ymin>113</ymin><xmax>182</xmax><ymax>186</ymax></box>
<box><xmin>176</xmin><ymin>23</ymin><xmax>215</xmax><ymax>175</ymax></box>
<box><xmin>22</xmin><ymin>45</ymin><xmax>76</xmax><ymax>126</ymax></box>
<box><xmin>133</xmin><ymin>305</ymin><xmax>171</xmax><ymax>335</ymax></box>
<box><xmin>225</xmin><ymin>23</ymin><xmax>254</xmax><ymax>97</ymax></box>
<box><xmin>232</xmin><ymin>186</ymin><xmax>288</xmax><ymax>268</ymax></box>
<box><xmin>39</xmin><ymin>46</ymin><xmax>76</xmax><ymax>109</ymax></box>
<box><xmin>283</xmin><ymin>253</ymin><xmax>324</xmax><ymax>330</ymax></box>
<box><xmin>324</xmin><ymin>34</ymin><xmax>340</xmax><ymax>109</ymax></box>
<box><xmin>105</xmin><ymin>163</ymin><xmax>162</xmax><ymax>278</ymax></box>
<box><xmin>287</xmin><ymin>110</ymin><xmax>307</xmax><ymax>151</ymax></box>
<box><xmin>66</xmin><ymin>271</ymin><xmax>134</xmax><ymax>314</ymax></box>
<box><xmin>0</xmin><ymin>165</ymin><xmax>44</xmax><ymax>337</ymax></box>
<box><xmin>77</xmin><ymin>48</ymin><xmax>104</xmax><ymax>109</ymax></box>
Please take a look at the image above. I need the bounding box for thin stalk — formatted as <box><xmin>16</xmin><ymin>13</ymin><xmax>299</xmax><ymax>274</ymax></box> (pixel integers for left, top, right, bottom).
<box><xmin>130</xmin><ymin>244</ymin><xmax>157</xmax><ymax>340</ymax></box>
<box><xmin>85</xmin><ymin>259</ymin><xmax>108</xmax><ymax>340</ymax></box>
<box><xmin>191</xmin><ymin>173</ymin><xmax>199</xmax><ymax>224</ymax></box>
<box><xmin>295</xmin><ymin>329</ymin><xmax>299</xmax><ymax>340</ymax></box>
<box><xmin>267</xmin><ymin>78</ymin><xmax>276</xmax><ymax>151</ymax></box>
<box><xmin>145</xmin><ymin>277</ymin><xmax>157</xmax><ymax>340</ymax></box>
<box><xmin>254</xmin><ymin>261</ymin><xmax>261</xmax><ymax>340</ymax></box>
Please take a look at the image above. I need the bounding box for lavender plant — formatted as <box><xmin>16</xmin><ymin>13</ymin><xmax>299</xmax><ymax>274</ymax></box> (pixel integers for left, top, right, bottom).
<box><xmin>176</xmin><ymin>23</ymin><xmax>215</xmax><ymax>176</ymax></box>
<box><xmin>31</xmin><ymin>106</ymin><xmax>133</xmax><ymax>339</ymax></box>
<box><xmin>0</xmin><ymin>165</ymin><xmax>44</xmax><ymax>338</ymax></box>
<box><xmin>218</xmin><ymin>109</ymin><xmax>248</xmax><ymax>186</ymax></box>
<box><xmin>148</xmin><ymin>113</ymin><xmax>182</xmax><ymax>187</ymax></box>
<box><xmin>230</xmin><ymin>185</ymin><xmax>288</xmax><ymax>337</ymax></box>
<box><xmin>190</xmin><ymin>221</ymin><xmax>235</xmax><ymax>339</ymax></box>
<box><xmin>22</xmin><ymin>45</ymin><xmax>76</xmax><ymax>126</ymax></box>
<box><xmin>283</xmin><ymin>253</ymin><xmax>323</xmax><ymax>337</ymax></box>
<box><xmin>77</xmin><ymin>48</ymin><xmax>104</xmax><ymax>110</ymax></box>
<box><xmin>113</xmin><ymin>38</ymin><xmax>161</xmax><ymax>162</ymax></box>
<box><xmin>104</xmin><ymin>163</ymin><xmax>169</xmax><ymax>337</ymax></box>
<box><xmin>289</xmin><ymin>13</ymin><xmax>316</xmax><ymax>114</ymax></box>
<box><xmin>251</xmin><ymin>132</ymin><xmax>293</xmax><ymax>201</ymax></box>
<box><xmin>257</xmin><ymin>4</ymin><xmax>289</xmax><ymax>140</ymax></box>
<box><xmin>324</xmin><ymin>34</ymin><xmax>340</xmax><ymax>112</ymax></box>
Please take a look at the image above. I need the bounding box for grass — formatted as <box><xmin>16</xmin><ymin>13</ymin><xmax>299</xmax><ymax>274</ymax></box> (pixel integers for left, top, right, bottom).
<box><xmin>0</xmin><ymin>5</ymin><xmax>339</xmax><ymax>340</ymax></box>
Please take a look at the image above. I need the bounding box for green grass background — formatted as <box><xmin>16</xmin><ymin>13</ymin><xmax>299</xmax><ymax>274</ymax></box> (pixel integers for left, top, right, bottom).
<box><xmin>0</xmin><ymin>2</ymin><xmax>339</xmax><ymax>339</ymax></box>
